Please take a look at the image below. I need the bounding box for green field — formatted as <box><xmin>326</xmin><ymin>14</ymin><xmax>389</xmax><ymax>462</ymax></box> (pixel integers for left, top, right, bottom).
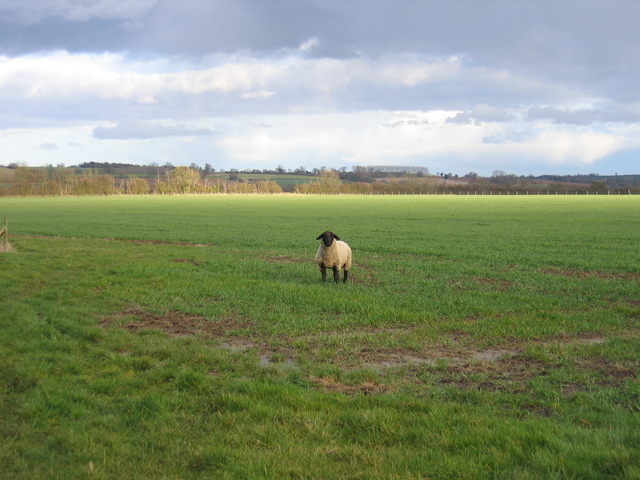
<box><xmin>1</xmin><ymin>195</ymin><xmax>639</xmax><ymax>478</ymax></box>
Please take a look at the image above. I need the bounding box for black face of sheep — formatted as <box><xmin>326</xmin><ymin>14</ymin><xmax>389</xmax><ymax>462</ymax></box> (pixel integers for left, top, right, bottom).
<box><xmin>316</xmin><ymin>230</ymin><xmax>339</xmax><ymax>247</ymax></box>
<box><xmin>315</xmin><ymin>231</ymin><xmax>352</xmax><ymax>283</ymax></box>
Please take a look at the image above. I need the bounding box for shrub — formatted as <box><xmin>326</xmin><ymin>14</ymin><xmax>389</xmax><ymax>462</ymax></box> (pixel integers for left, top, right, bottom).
<box><xmin>127</xmin><ymin>177</ymin><xmax>150</xmax><ymax>195</ymax></box>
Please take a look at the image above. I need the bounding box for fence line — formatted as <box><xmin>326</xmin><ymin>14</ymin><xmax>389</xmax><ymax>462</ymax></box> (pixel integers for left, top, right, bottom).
<box><xmin>294</xmin><ymin>189</ymin><xmax>637</xmax><ymax>196</ymax></box>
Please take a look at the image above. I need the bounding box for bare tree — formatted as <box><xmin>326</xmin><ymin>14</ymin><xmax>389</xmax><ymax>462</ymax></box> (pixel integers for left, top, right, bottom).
<box><xmin>319</xmin><ymin>168</ymin><xmax>340</xmax><ymax>187</ymax></box>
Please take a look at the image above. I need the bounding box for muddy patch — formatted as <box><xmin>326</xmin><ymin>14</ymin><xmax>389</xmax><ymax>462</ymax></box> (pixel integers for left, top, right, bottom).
<box><xmin>310</xmin><ymin>376</ymin><xmax>396</xmax><ymax>395</ymax></box>
<box><xmin>108</xmin><ymin>238</ymin><xmax>210</xmax><ymax>247</ymax></box>
<box><xmin>102</xmin><ymin>307</ymin><xmax>254</xmax><ymax>339</ymax></box>
<box><xmin>103</xmin><ymin>309</ymin><xmax>619</xmax><ymax>370</ymax></box>
<box><xmin>543</xmin><ymin>332</ymin><xmax>607</xmax><ymax>346</ymax></box>
<box><xmin>427</xmin><ymin>348</ymin><xmax>638</xmax><ymax>396</ymax></box>
<box><xmin>101</xmin><ymin>308</ymin><xmax>637</xmax><ymax>397</ymax></box>
<box><xmin>16</xmin><ymin>235</ymin><xmax>212</xmax><ymax>248</ymax></box>
<box><xmin>435</xmin><ymin>359</ymin><xmax>536</xmax><ymax>392</ymax></box>
<box><xmin>361</xmin><ymin>347</ymin><xmax>515</xmax><ymax>370</ymax></box>
<box><xmin>263</xmin><ymin>255</ymin><xmax>307</xmax><ymax>264</ymax></box>
<box><xmin>540</xmin><ymin>268</ymin><xmax>640</xmax><ymax>281</ymax></box>
<box><xmin>471</xmin><ymin>348</ymin><xmax>516</xmax><ymax>362</ymax></box>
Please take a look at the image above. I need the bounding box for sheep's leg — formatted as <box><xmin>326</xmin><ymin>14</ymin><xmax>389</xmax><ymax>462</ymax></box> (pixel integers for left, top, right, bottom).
<box><xmin>333</xmin><ymin>267</ymin><xmax>340</xmax><ymax>283</ymax></box>
<box><xmin>343</xmin><ymin>270</ymin><xmax>349</xmax><ymax>283</ymax></box>
<box><xmin>320</xmin><ymin>266</ymin><xmax>327</xmax><ymax>282</ymax></box>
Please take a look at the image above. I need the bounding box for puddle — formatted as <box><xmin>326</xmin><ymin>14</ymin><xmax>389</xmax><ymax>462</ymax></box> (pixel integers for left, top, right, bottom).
<box><xmin>221</xmin><ymin>341</ymin><xmax>256</xmax><ymax>352</ymax></box>
<box><xmin>365</xmin><ymin>349</ymin><xmax>516</xmax><ymax>370</ymax></box>
<box><xmin>259</xmin><ymin>356</ymin><xmax>297</xmax><ymax>368</ymax></box>
<box><xmin>472</xmin><ymin>349</ymin><xmax>515</xmax><ymax>362</ymax></box>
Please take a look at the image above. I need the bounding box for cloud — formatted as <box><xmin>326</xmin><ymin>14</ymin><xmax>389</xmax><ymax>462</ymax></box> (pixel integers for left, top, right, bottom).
<box><xmin>93</xmin><ymin>121</ymin><xmax>214</xmax><ymax>140</ymax></box>
<box><xmin>1</xmin><ymin>2</ymin><xmax>640</xmax><ymax>177</ymax></box>
<box><xmin>482</xmin><ymin>131</ymin><xmax>530</xmax><ymax>145</ymax></box>
<box><xmin>36</xmin><ymin>142</ymin><xmax>58</xmax><ymax>150</ymax></box>
<box><xmin>212</xmin><ymin>111</ymin><xmax>639</xmax><ymax>172</ymax></box>
<box><xmin>382</xmin><ymin>119</ymin><xmax>429</xmax><ymax>128</ymax></box>
<box><xmin>527</xmin><ymin>105</ymin><xmax>640</xmax><ymax>125</ymax></box>
<box><xmin>240</xmin><ymin>90</ymin><xmax>275</xmax><ymax>100</ymax></box>
<box><xmin>0</xmin><ymin>0</ymin><xmax>157</xmax><ymax>24</ymax></box>
<box><xmin>299</xmin><ymin>38</ymin><xmax>319</xmax><ymax>53</ymax></box>
<box><xmin>0</xmin><ymin>52</ymin><xmax>288</xmax><ymax>106</ymax></box>
<box><xmin>0</xmin><ymin>51</ymin><xmax>479</xmax><ymax>117</ymax></box>
<box><xmin>447</xmin><ymin>105</ymin><xmax>517</xmax><ymax>125</ymax></box>
<box><xmin>1</xmin><ymin>1</ymin><xmax>639</xmax><ymax>106</ymax></box>
<box><xmin>525</xmin><ymin>129</ymin><xmax>629</xmax><ymax>164</ymax></box>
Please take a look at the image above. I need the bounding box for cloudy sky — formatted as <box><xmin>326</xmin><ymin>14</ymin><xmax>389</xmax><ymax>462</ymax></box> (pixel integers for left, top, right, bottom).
<box><xmin>1</xmin><ymin>0</ymin><xmax>639</xmax><ymax>176</ymax></box>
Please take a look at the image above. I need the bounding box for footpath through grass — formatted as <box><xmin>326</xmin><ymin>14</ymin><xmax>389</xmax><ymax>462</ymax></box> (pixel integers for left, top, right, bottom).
<box><xmin>1</xmin><ymin>195</ymin><xmax>639</xmax><ymax>478</ymax></box>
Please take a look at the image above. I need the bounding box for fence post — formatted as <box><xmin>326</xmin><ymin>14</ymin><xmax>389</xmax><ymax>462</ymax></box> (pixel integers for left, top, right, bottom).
<box><xmin>0</xmin><ymin>217</ymin><xmax>7</xmax><ymax>246</ymax></box>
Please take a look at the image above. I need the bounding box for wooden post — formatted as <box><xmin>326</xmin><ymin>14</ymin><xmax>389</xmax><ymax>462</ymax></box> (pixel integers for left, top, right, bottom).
<box><xmin>0</xmin><ymin>217</ymin><xmax>7</xmax><ymax>246</ymax></box>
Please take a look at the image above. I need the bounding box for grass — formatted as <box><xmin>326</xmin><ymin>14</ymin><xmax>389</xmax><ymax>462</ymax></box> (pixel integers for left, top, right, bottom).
<box><xmin>1</xmin><ymin>195</ymin><xmax>639</xmax><ymax>478</ymax></box>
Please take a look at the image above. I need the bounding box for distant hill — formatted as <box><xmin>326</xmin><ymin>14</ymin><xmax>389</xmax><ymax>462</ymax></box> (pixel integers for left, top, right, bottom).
<box><xmin>209</xmin><ymin>172</ymin><xmax>316</xmax><ymax>189</ymax></box>
<box><xmin>536</xmin><ymin>174</ymin><xmax>640</xmax><ymax>187</ymax></box>
<box><xmin>0</xmin><ymin>167</ymin><xmax>16</xmax><ymax>180</ymax></box>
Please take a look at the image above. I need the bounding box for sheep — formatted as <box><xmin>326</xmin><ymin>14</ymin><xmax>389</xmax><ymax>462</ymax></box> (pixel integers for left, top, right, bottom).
<box><xmin>315</xmin><ymin>230</ymin><xmax>352</xmax><ymax>283</ymax></box>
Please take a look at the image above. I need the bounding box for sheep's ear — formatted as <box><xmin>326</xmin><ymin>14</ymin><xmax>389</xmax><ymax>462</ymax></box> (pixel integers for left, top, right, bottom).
<box><xmin>333</xmin><ymin>234</ymin><xmax>340</xmax><ymax>240</ymax></box>
<box><xmin>316</xmin><ymin>234</ymin><xmax>323</xmax><ymax>240</ymax></box>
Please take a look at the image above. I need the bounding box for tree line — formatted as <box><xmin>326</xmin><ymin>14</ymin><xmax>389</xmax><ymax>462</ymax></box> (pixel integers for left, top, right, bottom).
<box><xmin>1</xmin><ymin>164</ymin><xmax>638</xmax><ymax>196</ymax></box>
<box><xmin>0</xmin><ymin>165</ymin><xmax>282</xmax><ymax>196</ymax></box>
<box><xmin>294</xmin><ymin>180</ymin><xmax>640</xmax><ymax>195</ymax></box>
<box><xmin>294</xmin><ymin>168</ymin><xmax>640</xmax><ymax>194</ymax></box>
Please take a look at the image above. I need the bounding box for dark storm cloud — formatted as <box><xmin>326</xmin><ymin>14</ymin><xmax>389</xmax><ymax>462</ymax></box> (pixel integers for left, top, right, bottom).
<box><xmin>1</xmin><ymin>1</ymin><xmax>639</xmax><ymax>104</ymax></box>
<box><xmin>0</xmin><ymin>18</ymin><xmax>129</xmax><ymax>53</ymax></box>
<box><xmin>1</xmin><ymin>1</ymin><xmax>637</xmax><ymax>85</ymax></box>
<box><xmin>93</xmin><ymin>121</ymin><xmax>215</xmax><ymax>140</ymax></box>
<box><xmin>0</xmin><ymin>0</ymin><xmax>154</xmax><ymax>53</ymax></box>
<box><xmin>0</xmin><ymin>0</ymin><xmax>156</xmax><ymax>24</ymax></box>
